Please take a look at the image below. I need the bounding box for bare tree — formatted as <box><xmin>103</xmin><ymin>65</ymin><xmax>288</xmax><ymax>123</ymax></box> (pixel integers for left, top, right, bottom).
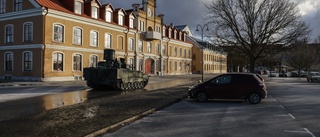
<box><xmin>205</xmin><ymin>0</ymin><xmax>310</xmax><ymax>72</ymax></box>
<box><xmin>286</xmin><ymin>43</ymin><xmax>318</xmax><ymax>74</ymax></box>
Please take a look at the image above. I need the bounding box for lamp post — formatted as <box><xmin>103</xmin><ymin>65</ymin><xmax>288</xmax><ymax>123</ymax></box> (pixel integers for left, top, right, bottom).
<box><xmin>196</xmin><ymin>24</ymin><xmax>209</xmax><ymax>82</ymax></box>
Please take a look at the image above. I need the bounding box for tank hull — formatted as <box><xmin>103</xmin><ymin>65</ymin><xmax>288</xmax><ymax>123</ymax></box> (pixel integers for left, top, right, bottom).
<box><xmin>83</xmin><ymin>67</ymin><xmax>149</xmax><ymax>91</ymax></box>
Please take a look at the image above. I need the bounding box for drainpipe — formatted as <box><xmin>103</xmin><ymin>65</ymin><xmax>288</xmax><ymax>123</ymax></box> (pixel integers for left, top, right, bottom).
<box><xmin>41</xmin><ymin>7</ymin><xmax>48</xmax><ymax>81</ymax></box>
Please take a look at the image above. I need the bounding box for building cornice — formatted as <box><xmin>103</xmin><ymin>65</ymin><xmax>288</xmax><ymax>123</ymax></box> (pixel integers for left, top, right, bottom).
<box><xmin>0</xmin><ymin>44</ymin><xmax>43</xmax><ymax>50</ymax></box>
<box><xmin>46</xmin><ymin>44</ymin><xmax>103</xmax><ymax>54</ymax></box>
<box><xmin>0</xmin><ymin>8</ymin><xmax>44</xmax><ymax>21</ymax></box>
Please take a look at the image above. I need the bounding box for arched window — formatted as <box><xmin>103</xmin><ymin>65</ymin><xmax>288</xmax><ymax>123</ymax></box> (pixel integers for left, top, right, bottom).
<box><xmin>89</xmin><ymin>55</ymin><xmax>98</xmax><ymax>67</ymax></box>
<box><xmin>53</xmin><ymin>52</ymin><xmax>64</xmax><ymax>71</ymax></box>
<box><xmin>24</xmin><ymin>22</ymin><xmax>33</xmax><ymax>42</ymax></box>
<box><xmin>73</xmin><ymin>27</ymin><xmax>82</xmax><ymax>45</ymax></box>
<box><xmin>23</xmin><ymin>51</ymin><xmax>32</xmax><ymax>71</ymax></box>
<box><xmin>5</xmin><ymin>25</ymin><xmax>13</xmax><ymax>43</ymax></box>
<box><xmin>90</xmin><ymin>30</ymin><xmax>98</xmax><ymax>47</ymax></box>
<box><xmin>73</xmin><ymin>54</ymin><xmax>82</xmax><ymax>71</ymax></box>
<box><xmin>4</xmin><ymin>52</ymin><xmax>13</xmax><ymax>71</ymax></box>
<box><xmin>104</xmin><ymin>33</ymin><xmax>112</xmax><ymax>48</ymax></box>
<box><xmin>53</xmin><ymin>24</ymin><xmax>64</xmax><ymax>42</ymax></box>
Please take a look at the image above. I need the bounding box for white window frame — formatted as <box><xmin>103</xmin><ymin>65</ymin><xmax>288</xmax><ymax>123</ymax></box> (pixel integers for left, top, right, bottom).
<box><xmin>5</xmin><ymin>24</ymin><xmax>14</xmax><ymax>43</ymax></box>
<box><xmin>91</xmin><ymin>6</ymin><xmax>98</xmax><ymax>19</ymax></box>
<box><xmin>4</xmin><ymin>52</ymin><xmax>13</xmax><ymax>71</ymax></box>
<box><xmin>128</xmin><ymin>38</ymin><xmax>134</xmax><ymax>51</ymax></box>
<box><xmin>73</xmin><ymin>27</ymin><xmax>82</xmax><ymax>45</ymax></box>
<box><xmin>53</xmin><ymin>23</ymin><xmax>64</xmax><ymax>43</ymax></box>
<box><xmin>90</xmin><ymin>30</ymin><xmax>98</xmax><ymax>47</ymax></box>
<box><xmin>22</xmin><ymin>51</ymin><xmax>32</xmax><ymax>71</ymax></box>
<box><xmin>162</xmin><ymin>27</ymin><xmax>166</xmax><ymax>37</ymax></box>
<box><xmin>52</xmin><ymin>52</ymin><xmax>64</xmax><ymax>71</ymax></box>
<box><xmin>0</xmin><ymin>0</ymin><xmax>6</xmax><ymax>14</ymax></box>
<box><xmin>14</xmin><ymin>0</ymin><xmax>22</xmax><ymax>11</ymax></box>
<box><xmin>138</xmin><ymin>40</ymin><xmax>143</xmax><ymax>52</ymax></box>
<box><xmin>73</xmin><ymin>53</ymin><xmax>82</xmax><ymax>71</ymax></box>
<box><xmin>23</xmin><ymin>22</ymin><xmax>33</xmax><ymax>42</ymax></box>
<box><xmin>89</xmin><ymin>54</ymin><xmax>99</xmax><ymax>67</ymax></box>
<box><xmin>147</xmin><ymin>42</ymin><xmax>152</xmax><ymax>53</ymax></box>
<box><xmin>75</xmin><ymin>1</ymin><xmax>82</xmax><ymax>14</ymax></box>
<box><xmin>106</xmin><ymin>10</ymin><xmax>112</xmax><ymax>22</ymax></box>
<box><xmin>162</xmin><ymin>45</ymin><xmax>166</xmax><ymax>55</ymax></box>
<box><xmin>118</xmin><ymin>12</ymin><xmax>124</xmax><ymax>26</ymax></box>
<box><xmin>104</xmin><ymin>33</ymin><xmax>112</xmax><ymax>49</ymax></box>
<box><xmin>156</xmin><ymin>43</ymin><xmax>160</xmax><ymax>54</ymax></box>
<box><xmin>129</xmin><ymin>17</ymin><xmax>134</xmax><ymax>28</ymax></box>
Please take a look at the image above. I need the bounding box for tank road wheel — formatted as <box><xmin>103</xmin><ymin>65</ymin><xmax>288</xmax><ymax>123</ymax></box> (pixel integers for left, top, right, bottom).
<box><xmin>133</xmin><ymin>82</ymin><xmax>138</xmax><ymax>89</ymax></box>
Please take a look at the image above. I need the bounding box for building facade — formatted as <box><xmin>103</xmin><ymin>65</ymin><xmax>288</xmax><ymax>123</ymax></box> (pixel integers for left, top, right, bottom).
<box><xmin>0</xmin><ymin>0</ymin><xmax>193</xmax><ymax>81</ymax></box>
<box><xmin>187</xmin><ymin>36</ymin><xmax>227</xmax><ymax>74</ymax></box>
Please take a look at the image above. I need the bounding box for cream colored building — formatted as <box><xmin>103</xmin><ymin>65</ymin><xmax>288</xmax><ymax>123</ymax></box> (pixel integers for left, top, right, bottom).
<box><xmin>0</xmin><ymin>0</ymin><xmax>193</xmax><ymax>81</ymax></box>
<box><xmin>187</xmin><ymin>36</ymin><xmax>227</xmax><ymax>74</ymax></box>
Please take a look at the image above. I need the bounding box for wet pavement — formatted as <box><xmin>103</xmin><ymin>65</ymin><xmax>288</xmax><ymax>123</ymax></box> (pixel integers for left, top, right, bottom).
<box><xmin>0</xmin><ymin>74</ymin><xmax>217</xmax><ymax>137</ymax></box>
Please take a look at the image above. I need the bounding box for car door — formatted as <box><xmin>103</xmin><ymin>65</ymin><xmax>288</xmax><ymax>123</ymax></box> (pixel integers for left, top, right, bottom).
<box><xmin>204</xmin><ymin>75</ymin><xmax>233</xmax><ymax>99</ymax></box>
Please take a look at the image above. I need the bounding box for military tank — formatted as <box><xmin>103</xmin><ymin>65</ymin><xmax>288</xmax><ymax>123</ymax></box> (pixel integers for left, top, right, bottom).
<box><xmin>83</xmin><ymin>49</ymin><xmax>150</xmax><ymax>91</ymax></box>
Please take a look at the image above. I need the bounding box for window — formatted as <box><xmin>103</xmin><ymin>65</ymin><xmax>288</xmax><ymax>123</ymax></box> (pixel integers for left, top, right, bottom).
<box><xmin>129</xmin><ymin>58</ymin><xmax>134</xmax><ymax>69</ymax></box>
<box><xmin>162</xmin><ymin>45</ymin><xmax>166</xmax><ymax>55</ymax></box>
<box><xmin>53</xmin><ymin>24</ymin><xmax>64</xmax><ymax>42</ymax></box>
<box><xmin>179</xmin><ymin>32</ymin><xmax>182</xmax><ymax>40</ymax></box>
<box><xmin>5</xmin><ymin>52</ymin><xmax>13</xmax><ymax>71</ymax></box>
<box><xmin>169</xmin><ymin>46</ymin><xmax>172</xmax><ymax>56</ymax></box>
<box><xmin>14</xmin><ymin>0</ymin><xmax>22</xmax><ymax>11</ymax></box>
<box><xmin>139</xmin><ymin>59</ymin><xmax>143</xmax><ymax>71</ymax></box>
<box><xmin>174</xmin><ymin>61</ymin><xmax>177</xmax><ymax>71</ymax></box>
<box><xmin>156</xmin><ymin>60</ymin><xmax>160</xmax><ymax>71</ymax></box>
<box><xmin>118</xmin><ymin>14</ymin><xmax>124</xmax><ymax>26</ymax></box>
<box><xmin>138</xmin><ymin>40</ymin><xmax>143</xmax><ymax>52</ymax></box>
<box><xmin>5</xmin><ymin>25</ymin><xmax>13</xmax><ymax>43</ymax></box>
<box><xmin>91</xmin><ymin>6</ymin><xmax>98</xmax><ymax>19</ymax></box>
<box><xmin>188</xmin><ymin>50</ymin><xmax>191</xmax><ymax>58</ymax></box>
<box><xmin>73</xmin><ymin>54</ymin><xmax>82</xmax><ymax>71</ymax></box>
<box><xmin>0</xmin><ymin>0</ymin><xmax>6</xmax><ymax>14</ymax></box>
<box><xmin>169</xmin><ymin>29</ymin><xmax>172</xmax><ymax>38</ymax></box>
<box><xmin>106</xmin><ymin>11</ymin><xmax>112</xmax><ymax>22</ymax></box>
<box><xmin>75</xmin><ymin>1</ymin><xmax>82</xmax><ymax>14</ymax></box>
<box><xmin>163</xmin><ymin>60</ymin><xmax>166</xmax><ymax>71</ymax></box>
<box><xmin>139</xmin><ymin>20</ymin><xmax>145</xmax><ymax>31</ymax></box>
<box><xmin>90</xmin><ymin>30</ymin><xmax>98</xmax><ymax>47</ymax></box>
<box><xmin>90</xmin><ymin>55</ymin><xmax>98</xmax><ymax>67</ymax></box>
<box><xmin>147</xmin><ymin>42</ymin><xmax>152</xmax><ymax>53</ymax></box>
<box><xmin>174</xmin><ymin>31</ymin><xmax>177</xmax><ymax>39</ymax></box>
<box><xmin>129</xmin><ymin>18</ymin><xmax>134</xmax><ymax>28</ymax></box>
<box><xmin>23</xmin><ymin>51</ymin><xmax>32</xmax><ymax>71</ymax></box>
<box><xmin>184</xmin><ymin>49</ymin><xmax>187</xmax><ymax>58</ymax></box>
<box><xmin>211</xmin><ymin>75</ymin><xmax>232</xmax><ymax>84</ymax></box>
<box><xmin>156</xmin><ymin>43</ymin><xmax>160</xmax><ymax>54</ymax></box>
<box><xmin>179</xmin><ymin>62</ymin><xmax>182</xmax><ymax>70</ymax></box>
<box><xmin>174</xmin><ymin>47</ymin><xmax>177</xmax><ymax>56</ymax></box>
<box><xmin>104</xmin><ymin>33</ymin><xmax>112</xmax><ymax>48</ymax></box>
<box><xmin>128</xmin><ymin>38</ymin><xmax>134</xmax><ymax>51</ymax></box>
<box><xmin>73</xmin><ymin>27</ymin><xmax>82</xmax><ymax>45</ymax></box>
<box><xmin>162</xmin><ymin>27</ymin><xmax>166</xmax><ymax>37</ymax></box>
<box><xmin>23</xmin><ymin>22</ymin><xmax>33</xmax><ymax>42</ymax></box>
<box><xmin>53</xmin><ymin>52</ymin><xmax>63</xmax><ymax>71</ymax></box>
<box><xmin>179</xmin><ymin>48</ymin><xmax>182</xmax><ymax>56</ymax></box>
<box><xmin>169</xmin><ymin>61</ymin><xmax>172</xmax><ymax>71</ymax></box>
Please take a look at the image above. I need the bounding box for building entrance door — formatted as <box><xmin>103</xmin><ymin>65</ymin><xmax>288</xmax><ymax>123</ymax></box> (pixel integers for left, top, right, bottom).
<box><xmin>145</xmin><ymin>59</ymin><xmax>154</xmax><ymax>74</ymax></box>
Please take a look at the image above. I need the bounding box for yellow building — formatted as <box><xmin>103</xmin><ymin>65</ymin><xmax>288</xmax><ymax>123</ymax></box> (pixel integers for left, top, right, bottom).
<box><xmin>187</xmin><ymin>36</ymin><xmax>227</xmax><ymax>74</ymax></box>
<box><xmin>0</xmin><ymin>0</ymin><xmax>192</xmax><ymax>81</ymax></box>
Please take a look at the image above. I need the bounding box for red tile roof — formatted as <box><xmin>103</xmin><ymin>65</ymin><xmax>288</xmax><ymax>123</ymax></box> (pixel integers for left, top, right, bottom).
<box><xmin>35</xmin><ymin>0</ymin><xmax>72</xmax><ymax>13</ymax></box>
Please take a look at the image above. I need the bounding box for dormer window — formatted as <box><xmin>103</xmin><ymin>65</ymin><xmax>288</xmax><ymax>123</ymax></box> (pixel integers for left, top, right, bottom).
<box><xmin>106</xmin><ymin>10</ymin><xmax>112</xmax><ymax>22</ymax></box>
<box><xmin>169</xmin><ymin>29</ymin><xmax>172</xmax><ymax>38</ymax></box>
<box><xmin>162</xmin><ymin>27</ymin><xmax>166</xmax><ymax>37</ymax></box>
<box><xmin>179</xmin><ymin>32</ymin><xmax>182</xmax><ymax>40</ymax></box>
<box><xmin>118</xmin><ymin>14</ymin><xmax>124</xmax><ymax>26</ymax></box>
<box><xmin>92</xmin><ymin>6</ymin><xmax>98</xmax><ymax>19</ymax></box>
<box><xmin>174</xmin><ymin>30</ymin><xmax>177</xmax><ymax>39</ymax></box>
<box><xmin>75</xmin><ymin>1</ymin><xmax>82</xmax><ymax>15</ymax></box>
<box><xmin>129</xmin><ymin>15</ymin><xmax>134</xmax><ymax>28</ymax></box>
<box><xmin>14</xmin><ymin>0</ymin><xmax>22</xmax><ymax>11</ymax></box>
<box><xmin>0</xmin><ymin>0</ymin><xmax>6</xmax><ymax>14</ymax></box>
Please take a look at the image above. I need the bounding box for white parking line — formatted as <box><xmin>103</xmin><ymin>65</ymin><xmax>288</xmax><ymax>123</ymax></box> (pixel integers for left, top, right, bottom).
<box><xmin>288</xmin><ymin>113</ymin><xmax>296</xmax><ymax>119</ymax></box>
<box><xmin>284</xmin><ymin>128</ymin><xmax>315</xmax><ymax>137</ymax></box>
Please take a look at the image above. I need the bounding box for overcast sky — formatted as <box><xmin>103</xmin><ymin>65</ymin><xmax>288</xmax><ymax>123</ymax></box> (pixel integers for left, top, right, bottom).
<box><xmin>101</xmin><ymin>0</ymin><xmax>320</xmax><ymax>40</ymax></box>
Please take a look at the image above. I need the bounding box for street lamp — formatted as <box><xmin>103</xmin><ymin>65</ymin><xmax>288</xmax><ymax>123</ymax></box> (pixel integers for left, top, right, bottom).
<box><xmin>196</xmin><ymin>24</ymin><xmax>209</xmax><ymax>82</ymax></box>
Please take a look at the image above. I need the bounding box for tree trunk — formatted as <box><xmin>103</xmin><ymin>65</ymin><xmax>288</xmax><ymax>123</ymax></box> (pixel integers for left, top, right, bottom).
<box><xmin>250</xmin><ymin>58</ymin><xmax>256</xmax><ymax>73</ymax></box>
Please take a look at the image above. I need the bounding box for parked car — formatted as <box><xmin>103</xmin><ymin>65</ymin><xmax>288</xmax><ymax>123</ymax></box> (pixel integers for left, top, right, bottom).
<box><xmin>307</xmin><ymin>72</ymin><xmax>320</xmax><ymax>82</ymax></box>
<box><xmin>291</xmin><ymin>70</ymin><xmax>307</xmax><ymax>77</ymax></box>
<box><xmin>255</xmin><ymin>74</ymin><xmax>265</xmax><ymax>82</ymax></box>
<box><xmin>268</xmin><ymin>71</ymin><xmax>277</xmax><ymax>77</ymax></box>
<box><xmin>279</xmin><ymin>72</ymin><xmax>289</xmax><ymax>77</ymax></box>
<box><xmin>188</xmin><ymin>73</ymin><xmax>267</xmax><ymax>104</ymax></box>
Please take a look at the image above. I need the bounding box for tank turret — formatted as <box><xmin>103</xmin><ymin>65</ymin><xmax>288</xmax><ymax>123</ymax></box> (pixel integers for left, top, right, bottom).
<box><xmin>83</xmin><ymin>49</ymin><xmax>150</xmax><ymax>90</ymax></box>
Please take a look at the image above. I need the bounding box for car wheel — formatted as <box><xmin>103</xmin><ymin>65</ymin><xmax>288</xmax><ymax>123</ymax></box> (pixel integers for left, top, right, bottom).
<box><xmin>248</xmin><ymin>93</ymin><xmax>261</xmax><ymax>104</ymax></box>
<box><xmin>196</xmin><ymin>91</ymin><xmax>208</xmax><ymax>102</ymax></box>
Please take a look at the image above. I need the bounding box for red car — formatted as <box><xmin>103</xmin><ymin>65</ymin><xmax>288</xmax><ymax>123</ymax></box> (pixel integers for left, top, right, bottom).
<box><xmin>188</xmin><ymin>73</ymin><xmax>267</xmax><ymax>104</ymax></box>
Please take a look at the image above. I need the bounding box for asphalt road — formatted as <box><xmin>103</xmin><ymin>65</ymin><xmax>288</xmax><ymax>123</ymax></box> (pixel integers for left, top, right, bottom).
<box><xmin>103</xmin><ymin>77</ymin><xmax>320</xmax><ymax>137</ymax></box>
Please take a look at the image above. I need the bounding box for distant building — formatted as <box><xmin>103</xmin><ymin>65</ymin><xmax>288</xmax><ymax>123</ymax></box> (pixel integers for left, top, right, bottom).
<box><xmin>187</xmin><ymin>36</ymin><xmax>227</xmax><ymax>74</ymax></box>
<box><xmin>0</xmin><ymin>0</ymin><xmax>193</xmax><ymax>81</ymax></box>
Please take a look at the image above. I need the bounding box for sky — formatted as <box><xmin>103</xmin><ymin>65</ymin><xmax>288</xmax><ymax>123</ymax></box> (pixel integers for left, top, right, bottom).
<box><xmin>100</xmin><ymin>0</ymin><xmax>320</xmax><ymax>41</ymax></box>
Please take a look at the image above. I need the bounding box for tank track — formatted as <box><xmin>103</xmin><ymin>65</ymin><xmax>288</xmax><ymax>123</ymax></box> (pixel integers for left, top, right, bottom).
<box><xmin>113</xmin><ymin>80</ymin><xmax>148</xmax><ymax>91</ymax></box>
